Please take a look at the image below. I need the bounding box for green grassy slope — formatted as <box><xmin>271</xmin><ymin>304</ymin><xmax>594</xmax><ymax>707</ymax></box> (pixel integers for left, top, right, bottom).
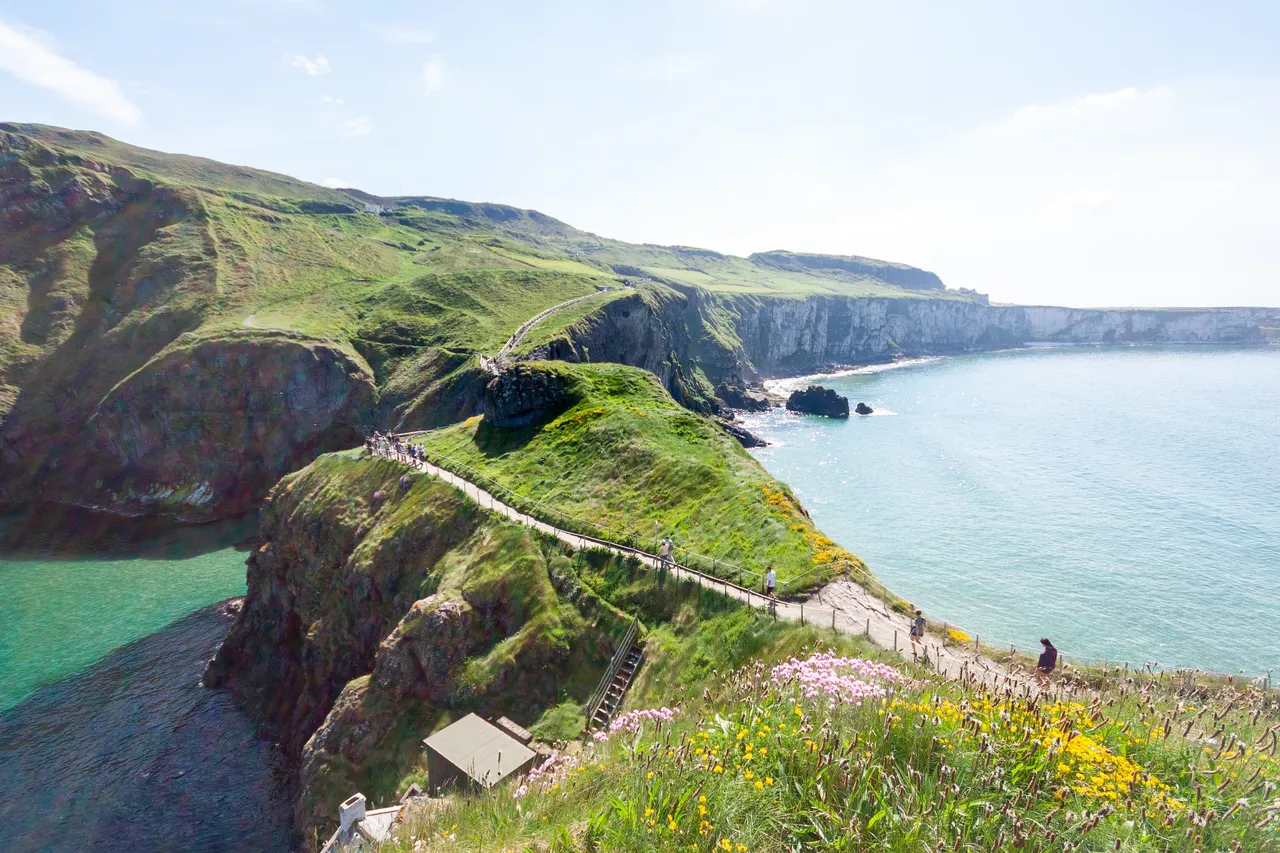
<box><xmin>0</xmin><ymin>122</ymin><xmax>981</xmax><ymax>521</ymax></box>
<box><xmin>0</xmin><ymin>122</ymin><xmax>976</xmax><ymax>419</ymax></box>
<box><xmin>414</xmin><ymin>361</ymin><xmax>870</xmax><ymax>592</ymax></box>
<box><xmin>387</xmin><ymin>649</ymin><xmax>1280</xmax><ymax>853</ymax></box>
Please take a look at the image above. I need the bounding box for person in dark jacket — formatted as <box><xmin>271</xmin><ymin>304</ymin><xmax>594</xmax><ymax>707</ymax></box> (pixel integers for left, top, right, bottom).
<box><xmin>1035</xmin><ymin>638</ymin><xmax>1058</xmax><ymax>684</ymax></box>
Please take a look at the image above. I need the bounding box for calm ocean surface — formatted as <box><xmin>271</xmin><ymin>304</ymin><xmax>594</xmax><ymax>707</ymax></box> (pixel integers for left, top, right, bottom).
<box><xmin>743</xmin><ymin>346</ymin><xmax>1280</xmax><ymax>676</ymax></box>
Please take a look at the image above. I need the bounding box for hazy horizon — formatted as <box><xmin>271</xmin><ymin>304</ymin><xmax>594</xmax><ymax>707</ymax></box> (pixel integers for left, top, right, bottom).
<box><xmin>3</xmin><ymin>1</ymin><xmax>1278</xmax><ymax>308</ymax></box>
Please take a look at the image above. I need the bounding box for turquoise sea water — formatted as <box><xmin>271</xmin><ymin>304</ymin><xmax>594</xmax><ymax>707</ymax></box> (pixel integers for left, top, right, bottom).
<box><xmin>743</xmin><ymin>346</ymin><xmax>1280</xmax><ymax>676</ymax></box>
<box><xmin>0</xmin><ymin>527</ymin><xmax>249</xmax><ymax>711</ymax></box>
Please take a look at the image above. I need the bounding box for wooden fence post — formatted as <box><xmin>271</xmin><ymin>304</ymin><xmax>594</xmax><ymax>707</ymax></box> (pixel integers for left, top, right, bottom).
<box><xmin>865</xmin><ymin>618</ymin><xmax>870</xmax><ymax>638</ymax></box>
<box><xmin>800</xmin><ymin>604</ymin><xmax>804</xmax><ymax>626</ymax></box>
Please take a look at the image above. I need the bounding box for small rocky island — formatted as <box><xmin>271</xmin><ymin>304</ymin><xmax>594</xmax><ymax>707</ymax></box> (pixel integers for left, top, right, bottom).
<box><xmin>855</xmin><ymin>402</ymin><xmax>874</xmax><ymax>415</ymax></box>
<box><xmin>785</xmin><ymin>386</ymin><xmax>850</xmax><ymax>418</ymax></box>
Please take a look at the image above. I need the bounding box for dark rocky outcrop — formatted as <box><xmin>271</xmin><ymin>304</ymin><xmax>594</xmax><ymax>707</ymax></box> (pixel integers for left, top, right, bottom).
<box><xmin>483</xmin><ymin>363</ymin><xmax>577</xmax><ymax>428</ymax></box>
<box><xmin>529</xmin><ymin>285</ymin><xmax>739</xmax><ymax>415</ymax></box>
<box><xmin>855</xmin><ymin>402</ymin><xmax>874</xmax><ymax>415</ymax></box>
<box><xmin>786</xmin><ymin>386</ymin><xmax>849</xmax><ymax>418</ymax></box>
<box><xmin>715</xmin><ymin>382</ymin><xmax>771</xmax><ymax>412</ymax></box>
<box><xmin>714</xmin><ymin>417</ymin><xmax>767</xmax><ymax>448</ymax></box>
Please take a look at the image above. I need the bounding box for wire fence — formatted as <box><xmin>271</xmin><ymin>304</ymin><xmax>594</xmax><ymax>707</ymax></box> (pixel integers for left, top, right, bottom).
<box><xmin>392</xmin><ymin>436</ymin><xmax>784</xmax><ymax>588</ymax></box>
<box><xmin>371</xmin><ymin>437</ymin><xmax>1275</xmax><ymax>690</ymax></box>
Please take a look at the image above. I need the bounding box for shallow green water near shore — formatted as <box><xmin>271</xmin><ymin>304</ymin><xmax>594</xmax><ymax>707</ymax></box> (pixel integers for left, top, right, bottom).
<box><xmin>0</xmin><ymin>530</ymin><xmax>248</xmax><ymax>711</ymax></box>
<box><xmin>744</xmin><ymin>346</ymin><xmax>1280</xmax><ymax>676</ymax></box>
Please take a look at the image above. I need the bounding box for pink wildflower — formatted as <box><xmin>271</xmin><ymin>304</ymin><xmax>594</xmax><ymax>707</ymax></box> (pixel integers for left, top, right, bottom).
<box><xmin>770</xmin><ymin>652</ymin><xmax>903</xmax><ymax>707</ymax></box>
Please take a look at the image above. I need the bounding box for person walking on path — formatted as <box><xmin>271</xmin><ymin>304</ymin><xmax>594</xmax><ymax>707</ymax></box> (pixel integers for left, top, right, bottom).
<box><xmin>909</xmin><ymin>609</ymin><xmax>926</xmax><ymax>653</ymax></box>
<box><xmin>765</xmin><ymin>566</ymin><xmax>777</xmax><ymax>598</ymax></box>
<box><xmin>1035</xmin><ymin>638</ymin><xmax>1058</xmax><ymax>684</ymax></box>
<box><xmin>658</xmin><ymin>535</ymin><xmax>674</xmax><ymax>572</ymax></box>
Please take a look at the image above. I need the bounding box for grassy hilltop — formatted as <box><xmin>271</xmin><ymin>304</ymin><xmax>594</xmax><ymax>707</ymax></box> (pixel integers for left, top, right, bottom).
<box><xmin>0</xmin><ymin>122</ymin><xmax>976</xmax><ymax>521</ymax></box>
<box><xmin>387</xmin><ymin>647</ymin><xmax>1280</xmax><ymax>853</ymax></box>
<box><xmin>413</xmin><ymin>361</ymin><xmax>867</xmax><ymax>592</ymax></box>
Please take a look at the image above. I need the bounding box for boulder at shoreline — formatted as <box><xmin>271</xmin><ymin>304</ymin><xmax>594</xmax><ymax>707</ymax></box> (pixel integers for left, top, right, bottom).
<box><xmin>785</xmin><ymin>386</ymin><xmax>849</xmax><ymax>418</ymax></box>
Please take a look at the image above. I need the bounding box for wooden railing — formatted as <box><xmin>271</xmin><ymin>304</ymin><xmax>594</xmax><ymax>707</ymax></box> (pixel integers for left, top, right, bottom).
<box><xmin>583</xmin><ymin>615</ymin><xmax>640</xmax><ymax>729</ymax></box>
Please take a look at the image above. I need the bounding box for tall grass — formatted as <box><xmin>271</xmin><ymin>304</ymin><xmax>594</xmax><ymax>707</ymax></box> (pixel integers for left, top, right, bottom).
<box><xmin>382</xmin><ymin>649</ymin><xmax>1280</xmax><ymax>852</ymax></box>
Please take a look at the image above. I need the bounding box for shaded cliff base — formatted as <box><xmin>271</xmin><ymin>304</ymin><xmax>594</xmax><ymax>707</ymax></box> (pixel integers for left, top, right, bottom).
<box><xmin>0</xmin><ymin>500</ymin><xmax>258</xmax><ymax>557</ymax></box>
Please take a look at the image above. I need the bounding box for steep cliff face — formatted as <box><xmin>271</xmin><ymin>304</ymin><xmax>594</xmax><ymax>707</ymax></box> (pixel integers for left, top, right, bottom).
<box><xmin>726</xmin><ymin>296</ymin><xmax>1274</xmax><ymax>374</ymax></box>
<box><xmin>73</xmin><ymin>335</ymin><xmax>374</xmax><ymax>520</ymax></box>
<box><xmin>0</xmin><ymin>128</ymin><xmax>386</xmax><ymax>523</ymax></box>
<box><xmin>530</xmin><ymin>285</ymin><xmax>745</xmax><ymax>413</ymax></box>
<box><xmin>205</xmin><ymin>452</ymin><xmax>622</xmax><ymax>836</ymax></box>
<box><xmin>526</xmin><ymin>287</ymin><xmax>1277</xmax><ymax>400</ymax></box>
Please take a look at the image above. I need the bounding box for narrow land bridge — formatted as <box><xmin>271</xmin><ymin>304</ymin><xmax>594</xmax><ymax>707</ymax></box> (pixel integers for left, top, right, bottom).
<box><xmin>370</xmin><ymin>443</ymin><xmax>1053</xmax><ymax>698</ymax></box>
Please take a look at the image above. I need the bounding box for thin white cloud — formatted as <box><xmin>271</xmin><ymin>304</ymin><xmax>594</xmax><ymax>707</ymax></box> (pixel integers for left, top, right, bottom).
<box><xmin>616</xmin><ymin>54</ymin><xmax>708</xmax><ymax>83</ymax></box>
<box><xmin>320</xmin><ymin>177</ymin><xmax>349</xmax><ymax>188</ymax></box>
<box><xmin>321</xmin><ymin>95</ymin><xmax>344</xmax><ymax>105</ymax></box>
<box><xmin>340</xmin><ymin>116</ymin><xmax>372</xmax><ymax>137</ymax></box>
<box><xmin>422</xmin><ymin>56</ymin><xmax>449</xmax><ymax>94</ymax></box>
<box><xmin>975</xmin><ymin>86</ymin><xmax>1175</xmax><ymax>143</ymax></box>
<box><xmin>0</xmin><ymin>19</ymin><xmax>140</xmax><ymax>123</ymax></box>
<box><xmin>286</xmin><ymin>53</ymin><xmax>332</xmax><ymax>76</ymax></box>
<box><xmin>368</xmin><ymin>24</ymin><xmax>434</xmax><ymax>45</ymax></box>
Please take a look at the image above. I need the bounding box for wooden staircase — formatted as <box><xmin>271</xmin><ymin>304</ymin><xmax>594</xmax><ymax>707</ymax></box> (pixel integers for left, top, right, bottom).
<box><xmin>584</xmin><ymin>617</ymin><xmax>644</xmax><ymax>732</ymax></box>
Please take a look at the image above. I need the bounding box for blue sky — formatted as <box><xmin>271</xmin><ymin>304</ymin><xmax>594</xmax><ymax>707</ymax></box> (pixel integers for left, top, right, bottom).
<box><xmin>2</xmin><ymin>1</ymin><xmax>1278</xmax><ymax>307</ymax></box>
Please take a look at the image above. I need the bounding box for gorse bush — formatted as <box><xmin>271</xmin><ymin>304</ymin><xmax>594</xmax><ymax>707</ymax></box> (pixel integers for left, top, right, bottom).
<box><xmin>388</xmin><ymin>649</ymin><xmax>1280</xmax><ymax>852</ymax></box>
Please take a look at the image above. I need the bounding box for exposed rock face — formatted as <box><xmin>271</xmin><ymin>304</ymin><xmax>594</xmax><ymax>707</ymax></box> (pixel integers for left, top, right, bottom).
<box><xmin>204</xmin><ymin>453</ymin><xmax>621</xmax><ymax>838</ymax></box>
<box><xmin>484</xmin><ymin>363</ymin><xmax>576</xmax><ymax>428</ymax></box>
<box><xmin>855</xmin><ymin>402</ymin><xmax>874</xmax><ymax>415</ymax></box>
<box><xmin>786</xmin><ymin>386</ymin><xmax>849</xmax><ymax>418</ymax></box>
<box><xmin>55</xmin><ymin>335</ymin><xmax>373</xmax><ymax>520</ymax></box>
<box><xmin>715</xmin><ymin>382</ymin><xmax>771</xmax><ymax>412</ymax></box>
<box><xmin>534</xmin><ymin>286</ymin><xmax>1280</xmax><ymax>416</ymax></box>
<box><xmin>725</xmin><ymin>296</ymin><xmax>1278</xmax><ymax>374</ymax></box>
<box><xmin>714</xmin><ymin>417</ymin><xmax>767</xmax><ymax>448</ymax></box>
<box><xmin>530</xmin><ymin>286</ymin><xmax>739</xmax><ymax>414</ymax></box>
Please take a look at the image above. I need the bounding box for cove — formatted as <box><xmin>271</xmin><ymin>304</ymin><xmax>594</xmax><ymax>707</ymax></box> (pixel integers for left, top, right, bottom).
<box><xmin>0</xmin><ymin>513</ymin><xmax>254</xmax><ymax>711</ymax></box>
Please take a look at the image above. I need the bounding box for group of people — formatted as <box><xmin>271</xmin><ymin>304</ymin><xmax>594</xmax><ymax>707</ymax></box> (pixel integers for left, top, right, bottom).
<box><xmin>365</xmin><ymin>432</ymin><xmax>427</xmax><ymax>465</ymax></box>
<box><xmin>908</xmin><ymin>608</ymin><xmax>1059</xmax><ymax>682</ymax></box>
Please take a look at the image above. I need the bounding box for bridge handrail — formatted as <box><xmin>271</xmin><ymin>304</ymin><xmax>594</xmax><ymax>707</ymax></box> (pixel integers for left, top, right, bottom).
<box><xmin>583</xmin><ymin>615</ymin><xmax>640</xmax><ymax>728</ymax></box>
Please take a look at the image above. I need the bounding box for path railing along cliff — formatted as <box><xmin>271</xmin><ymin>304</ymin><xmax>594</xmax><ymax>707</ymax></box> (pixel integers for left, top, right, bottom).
<box><xmin>369</xmin><ymin>439</ymin><xmax>1073</xmax><ymax>695</ymax></box>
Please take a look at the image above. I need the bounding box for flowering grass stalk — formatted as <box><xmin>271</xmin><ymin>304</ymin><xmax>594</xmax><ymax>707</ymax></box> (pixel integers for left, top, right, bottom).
<box><xmin>388</xmin><ymin>648</ymin><xmax>1280</xmax><ymax>852</ymax></box>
